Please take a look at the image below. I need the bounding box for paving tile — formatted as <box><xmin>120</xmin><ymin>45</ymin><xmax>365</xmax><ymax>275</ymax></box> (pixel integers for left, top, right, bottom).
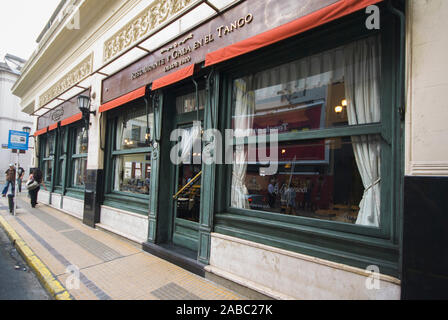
<box><xmin>1</xmin><ymin>196</ymin><xmax>245</xmax><ymax>301</ymax></box>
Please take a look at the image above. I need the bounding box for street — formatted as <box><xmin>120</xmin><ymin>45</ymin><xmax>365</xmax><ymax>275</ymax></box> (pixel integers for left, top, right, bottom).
<box><xmin>0</xmin><ymin>220</ymin><xmax>51</xmax><ymax>300</ymax></box>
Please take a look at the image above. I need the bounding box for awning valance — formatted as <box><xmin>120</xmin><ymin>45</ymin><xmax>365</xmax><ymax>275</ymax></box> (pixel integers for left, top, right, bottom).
<box><xmin>151</xmin><ymin>64</ymin><xmax>196</xmax><ymax>91</ymax></box>
<box><xmin>61</xmin><ymin>113</ymin><xmax>83</xmax><ymax>127</ymax></box>
<box><xmin>34</xmin><ymin>128</ymin><xmax>48</xmax><ymax>137</ymax></box>
<box><xmin>99</xmin><ymin>86</ymin><xmax>147</xmax><ymax>113</ymax></box>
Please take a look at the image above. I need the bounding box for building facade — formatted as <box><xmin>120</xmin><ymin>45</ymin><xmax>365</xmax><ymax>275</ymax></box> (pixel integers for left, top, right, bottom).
<box><xmin>11</xmin><ymin>0</ymin><xmax>448</xmax><ymax>299</ymax></box>
<box><xmin>0</xmin><ymin>54</ymin><xmax>33</xmax><ymax>183</ymax></box>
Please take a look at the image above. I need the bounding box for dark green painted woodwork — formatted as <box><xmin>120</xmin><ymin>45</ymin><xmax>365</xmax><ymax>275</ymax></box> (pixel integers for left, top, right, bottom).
<box><xmin>35</xmin><ymin>5</ymin><xmax>404</xmax><ymax>277</ymax></box>
<box><xmin>209</xmin><ymin>8</ymin><xmax>403</xmax><ymax>278</ymax></box>
<box><xmin>148</xmin><ymin>92</ymin><xmax>164</xmax><ymax>243</ymax></box>
<box><xmin>103</xmin><ymin>98</ymin><xmax>151</xmax><ymax>216</ymax></box>
<box><xmin>38</xmin><ymin>122</ymin><xmax>86</xmax><ymax>200</ymax></box>
<box><xmin>155</xmin><ymin>91</ymin><xmax>175</xmax><ymax>244</ymax></box>
<box><xmin>197</xmin><ymin>70</ymin><xmax>220</xmax><ymax>264</ymax></box>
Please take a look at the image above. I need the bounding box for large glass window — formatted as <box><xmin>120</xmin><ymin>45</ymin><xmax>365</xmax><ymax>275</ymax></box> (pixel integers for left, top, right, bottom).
<box><xmin>176</xmin><ymin>90</ymin><xmax>206</xmax><ymax>114</ymax></box>
<box><xmin>108</xmin><ymin>104</ymin><xmax>153</xmax><ymax>198</ymax></box>
<box><xmin>70</xmin><ymin>126</ymin><xmax>88</xmax><ymax>188</ymax></box>
<box><xmin>230</xmin><ymin>35</ymin><xmax>383</xmax><ymax>228</ymax></box>
<box><xmin>55</xmin><ymin>127</ymin><xmax>67</xmax><ymax>187</ymax></box>
<box><xmin>41</xmin><ymin>134</ymin><xmax>55</xmax><ymax>183</ymax></box>
<box><xmin>113</xmin><ymin>154</ymin><xmax>151</xmax><ymax>195</ymax></box>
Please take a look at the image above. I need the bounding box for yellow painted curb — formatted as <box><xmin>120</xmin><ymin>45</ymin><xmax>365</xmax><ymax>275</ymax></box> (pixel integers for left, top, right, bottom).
<box><xmin>0</xmin><ymin>215</ymin><xmax>73</xmax><ymax>300</ymax></box>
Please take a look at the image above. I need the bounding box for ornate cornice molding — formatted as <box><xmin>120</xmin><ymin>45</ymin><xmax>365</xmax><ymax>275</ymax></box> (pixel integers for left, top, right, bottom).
<box><xmin>38</xmin><ymin>53</ymin><xmax>93</xmax><ymax>108</ymax></box>
<box><xmin>103</xmin><ymin>0</ymin><xmax>196</xmax><ymax>63</ymax></box>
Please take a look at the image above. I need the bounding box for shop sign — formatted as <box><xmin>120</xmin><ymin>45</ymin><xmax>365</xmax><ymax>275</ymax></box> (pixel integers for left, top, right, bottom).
<box><xmin>37</xmin><ymin>89</ymin><xmax>90</xmax><ymax>131</ymax></box>
<box><xmin>102</xmin><ymin>0</ymin><xmax>338</xmax><ymax>104</ymax></box>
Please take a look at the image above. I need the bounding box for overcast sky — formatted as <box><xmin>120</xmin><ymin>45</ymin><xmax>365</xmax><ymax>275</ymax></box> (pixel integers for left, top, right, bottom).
<box><xmin>0</xmin><ymin>0</ymin><xmax>61</xmax><ymax>61</ymax></box>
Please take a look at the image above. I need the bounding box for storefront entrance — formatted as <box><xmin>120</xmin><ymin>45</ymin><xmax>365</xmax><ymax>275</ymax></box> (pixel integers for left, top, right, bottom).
<box><xmin>163</xmin><ymin>86</ymin><xmax>206</xmax><ymax>253</ymax></box>
<box><xmin>170</xmin><ymin>122</ymin><xmax>203</xmax><ymax>251</ymax></box>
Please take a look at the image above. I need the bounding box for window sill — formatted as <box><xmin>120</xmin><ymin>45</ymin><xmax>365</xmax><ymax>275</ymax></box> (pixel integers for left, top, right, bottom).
<box><xmin>103</xmin><ymin>193</ymin><xmax>150</xmax><ymax>216</ymax></box>
<box><xmin>65</xmin><ymin>187</ymin><xmax>85</xmax><ymax>200</ymax></box>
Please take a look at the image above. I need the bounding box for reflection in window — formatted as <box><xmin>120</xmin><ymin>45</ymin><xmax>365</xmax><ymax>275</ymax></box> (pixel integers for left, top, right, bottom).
<box><xmin>176</xmin><ymin>90</ymin><xmax>206</xmax><ymax>114</ymax></box>
<box><xmin>44</xmin><ymin>160</ymin><xmax>53</xmax><ymax>183</ymax></box>
<box><xmin>114</xmin><ymin>154</ymin><xmax>151</xmax><ymax>195</ymax></box>
<box><xmin>116</xmin><ymin>108</ymin><xmax>153</xmax><ymax>150</ymax></box>
<box><xmin>71</xmin><ymin>126</ymin><xmax>88</xmax><ymax>188</ymax></box>
<box><xmin>73</xmin><ymin>158</ymin><xmax>87</xmax><ymax>187</ymax></box>
<box><xmin>232</xmin><ymin>136</ymin><xmax>381</xmax><ymax>225</ymax></box>
<box><xmin>75</xmin><ymin>127</ymin><xmax>88</xmax><ymax>154</ymax></box>
<box><xmin>174</xmin><ymin>125</ymin><xmax>203</xmax><ymax>223</ymax></box>
<box><xmin>232</xmin><ymin>36</ymin><xmax>381</xmax><ymax>136</ymax></box>
<box><xmin>231</xmin><ymin>36</ymin><xmax>382</xmax><ymax>227</ymax></box>
<box><xmin>56</xmin><ymin>159</ymin><xmax>65</xmax><ymax>186</ymax></box>
<box><xmin>56</xmin><ymin>128</ymin><xmax>66</xmax><ymax>187</ymax></box>
<box><xmin>45</xmin><ymin>134</ymin><xmax>55</xmax><ymax>157</ymax></box>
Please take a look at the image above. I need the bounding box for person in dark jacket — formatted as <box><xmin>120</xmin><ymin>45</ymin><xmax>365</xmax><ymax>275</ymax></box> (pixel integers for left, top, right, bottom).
<box><xmin>28</xmin><ymin>168</ymin><xmax>46</xmax><ymax>208</ymax></box>
<box><xmin>17</xmin><ymin>166</ymin><xmax>25</xmax><ymax>193</ymax></box>
<box><xmin>2</xmin><ymin>164</ymin><xmax>16</xmax><ymax>197</ymax></box>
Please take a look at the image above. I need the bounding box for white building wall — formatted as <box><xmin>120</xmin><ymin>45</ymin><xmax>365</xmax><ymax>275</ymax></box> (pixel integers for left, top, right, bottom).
<box><xmin>405</xmin><ymin>0</ymin><xmax>448</xmax><ymax>176</ymax></box>
<box><xmin>0</xmin><ymin>67</ymin><xmax>34</xmax><ymax>183</ymax></box>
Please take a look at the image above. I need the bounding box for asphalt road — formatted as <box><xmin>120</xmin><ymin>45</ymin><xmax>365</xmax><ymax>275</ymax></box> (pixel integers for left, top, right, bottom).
<box><xmin>0</xmin><ymin>222</ymin><xmax>51</xmax><ymax>300</ymax></box>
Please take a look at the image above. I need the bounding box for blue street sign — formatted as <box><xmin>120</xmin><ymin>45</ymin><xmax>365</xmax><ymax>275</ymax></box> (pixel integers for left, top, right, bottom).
<box><xmin>8</xmin><ymin>130</ymin><xmax>29</xmax><ymax>151</ymax></box>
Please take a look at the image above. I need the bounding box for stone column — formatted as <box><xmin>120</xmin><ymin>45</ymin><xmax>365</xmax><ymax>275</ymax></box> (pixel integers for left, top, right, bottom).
<box><xmin>83</xmin><ymin>74</ymin><xmax>105</xmax><ymax>228</ymax></box>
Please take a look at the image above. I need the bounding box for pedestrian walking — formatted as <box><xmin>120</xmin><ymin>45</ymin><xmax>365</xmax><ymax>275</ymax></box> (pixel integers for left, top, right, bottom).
<box><xmin>2</xmin><ymin>164</ymin><xmax>16</xmax><ymax>197</ymax></box>
<box><xmin>17</xmin><ymin>166</ymin><xmax>25</xmax><ymax>193</ymax></box>
<box><xmin>6</xmin><ymin>176</ymin><xmax>15</xmax><ymax>214</ymax></box>
<box><xmin>26</xmin><ymin>168</ymin><xmax>46</xmax><ymax>208</ymax></box>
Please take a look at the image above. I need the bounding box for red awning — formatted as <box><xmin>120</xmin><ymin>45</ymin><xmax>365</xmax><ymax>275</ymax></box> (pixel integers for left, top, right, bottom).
<box><xmin>99</xmin><ymin>85</ymin><xmax>147</xmax><ymax>113</ymax></box>
<box><xmin>151</xmin><ymin>64</ymin><xmax>196</xmax><ymax>91</ymax></box>
<box><xmin>205</xmin><ymin>0</ymin><xmax>383</xmax><ymax>67</ymax></box>
<box><xmin>61</xmin><ymin>113</ymin><xmax>83</xmax><ymax>127</ymax></box>
<box><xmin>34</xmin><ymin>127</ymin><xmax>48</xmax><ymax>137</ymax></box>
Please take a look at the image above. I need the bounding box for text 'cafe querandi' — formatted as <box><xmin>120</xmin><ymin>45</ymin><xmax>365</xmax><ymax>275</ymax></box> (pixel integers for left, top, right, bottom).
<box><xmin>34</xmin><ymin>0</ymin><xmax>404</xmax><ymax>299</ymax></box>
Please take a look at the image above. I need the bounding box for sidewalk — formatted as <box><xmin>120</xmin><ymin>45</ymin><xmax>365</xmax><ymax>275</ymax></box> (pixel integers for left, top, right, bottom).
<box><xmin>0</xmin><ymin>194</ymin><xmax>245</xmax><ymax>300</ymax></box>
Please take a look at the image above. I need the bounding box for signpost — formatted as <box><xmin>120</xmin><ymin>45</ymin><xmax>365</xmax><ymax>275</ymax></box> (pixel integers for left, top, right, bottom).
<box><xmin>7</xmin><ymin>130</ymin><xmax>29</xmax><ymax>216</ymax></box>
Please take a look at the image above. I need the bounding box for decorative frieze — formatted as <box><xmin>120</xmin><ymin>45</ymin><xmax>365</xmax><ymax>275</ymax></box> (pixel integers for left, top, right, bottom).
<box><xmin>39</xmin><ymin>54</ymin><xmax>93</xmax><ymax>108</ymax></box>
<box><xmin>103</xmin><ymin>0</ymin><xmax>196</xmax><ymax>63</ymax></box>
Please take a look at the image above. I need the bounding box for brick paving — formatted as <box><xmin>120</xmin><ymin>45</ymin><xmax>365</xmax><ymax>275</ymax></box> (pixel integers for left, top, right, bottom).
<box><xmin>0</xmin><ymin>195</ymin><xmax>245</xmax><ymax>300</ymax></box>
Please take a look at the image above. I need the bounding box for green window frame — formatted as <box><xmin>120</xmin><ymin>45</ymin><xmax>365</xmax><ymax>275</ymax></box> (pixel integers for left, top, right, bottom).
<box><xmin>214</xmin><ymin>10</ymin><xmax>402</xmax><ymax>278</ymax></box>
<box><xmin>104</xmin><ymin>98</ymin><xmax>153</xmax><ymax>215</ymax></box>
<box><xmin>38</xmin><ymin>121</ymin><xmax>87</xmax><ymax>198</ymax></box>
<box><xmin>54</xmin><ymin>126</ymin><xmax>68</xmax><ymax>193</ymax></box>
<box><xmin>39</xmin><ymin>133</ymin><xmax>55</xmax><ymax>187</ymax></box>
<box><xmin>65</xmin><ymin>124</ymin><xmax>88</xmax><ymax>199</ymax></box>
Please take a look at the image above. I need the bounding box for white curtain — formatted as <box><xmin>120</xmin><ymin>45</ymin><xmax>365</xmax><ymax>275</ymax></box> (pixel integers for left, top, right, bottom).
<box><xmin>344</xmin><ymin>36</ymin><xmax>382</xmax><ymax>227</ymax></box>
<box><xmin>114</xmin><ymin>157</ymin><xmax>123</xmax><ymax>191</ymax></box>
<box><xmin>231</xmin><ymin>78</ymin><xmax>255</xmax><ymax>209</ymax></box>
<box><xmin>178</xmin><ymin>123</ymin><xmax>202</xmax><ymax>165</ymax></box>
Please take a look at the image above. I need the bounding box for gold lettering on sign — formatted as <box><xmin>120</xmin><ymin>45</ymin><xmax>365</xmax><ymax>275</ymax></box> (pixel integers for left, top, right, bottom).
<box><xmin>104</xmin><ymin>0</ymin><xmax>196</xmax><ymax>63</ymax></box>
<box><xmin>193</xmin><ymin>34</ymin><xmax>214</xmax><ymax>50</ymax></box>
<box><xmin>217</xmin><ymin>14</ymin><xmax>253</xmax><ymax>37</ymax></box>
<box><xmin>130</xmin><ymin>13</ymin><xmax>254</xmax><ymax>79</ymax></box>
<box><xmin>39</xmin><ymin>54</ymin><xmax>93</xmax><ymax>108</ymax></box>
